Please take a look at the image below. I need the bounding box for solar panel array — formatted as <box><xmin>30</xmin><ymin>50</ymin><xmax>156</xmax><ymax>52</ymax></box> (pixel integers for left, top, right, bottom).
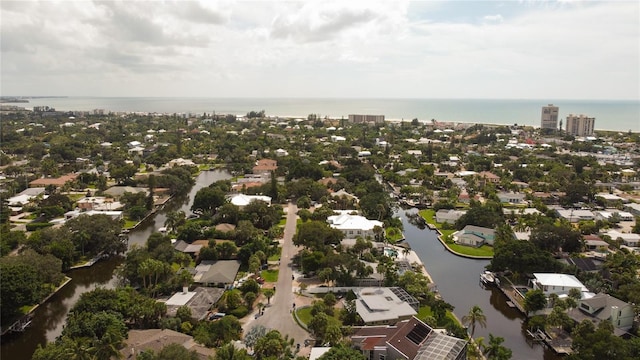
<box><xmin>415</xmin><ymin>333</ymin><xmax>467</xmax><ymax>360</ymax></box>
<box><xmin>405</xmin><ymin>322</ymin><xmax>432</xmax><ymax>345</ymax></box>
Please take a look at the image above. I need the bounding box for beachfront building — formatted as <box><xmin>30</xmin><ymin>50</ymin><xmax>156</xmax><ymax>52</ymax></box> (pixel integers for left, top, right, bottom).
<box><xmin>566</xmin><ymin>114</ymin><xmax>595</xmax><ymax>136</ymax></box>
<box><xmin>351</xmin><ymin>316</ymin><xmax>468</xmax><ymax>360</ymax></box>
<box><xmin>355</xmin><ymin>287</ymin><xmax>418</xmax><ymax>325</ymax></box>
<box><xmin>327</xmin><ymin>211</ymin><xmax>383</xmax><ymax>239</ymax></box>
<box><xmin>349</xmin><ymin>114</ymin><xmax>385</xmax><ymax>125</ymax></box>
<box><xmin>541</xmin><ymin>104</ymin><xmax>559</xmax><ymax>130</ymax></box>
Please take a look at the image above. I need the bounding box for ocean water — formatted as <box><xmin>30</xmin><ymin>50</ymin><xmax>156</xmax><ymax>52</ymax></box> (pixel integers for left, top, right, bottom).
<box><xmin>20</xmin><ymin>97</ymin><xmax>640</xmax><ymax>132</ymax></box>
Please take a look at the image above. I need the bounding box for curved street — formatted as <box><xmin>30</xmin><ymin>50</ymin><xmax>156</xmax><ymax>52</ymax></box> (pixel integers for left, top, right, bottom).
<box><xmin>242</xmin><ymin>203</ymin><xmax>311</xmax><ymax>355</ymax></box>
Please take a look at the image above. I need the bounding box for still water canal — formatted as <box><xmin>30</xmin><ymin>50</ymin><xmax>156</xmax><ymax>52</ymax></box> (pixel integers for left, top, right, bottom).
<box><xmin>0</xmin><ymin>170</ymin><xmax>231</xmax><ymax>360</ymax></box>
<box><xmin>399</xmin><ymin>208</ymin><xmax>561</xmax><ymax>360</ymax></box>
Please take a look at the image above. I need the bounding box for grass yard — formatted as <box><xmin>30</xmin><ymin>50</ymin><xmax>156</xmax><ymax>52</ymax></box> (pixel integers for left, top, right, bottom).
<box><xmin>419</xmin><ymin>209</ymin><xmax>436</xmax><ymax>224</ymax></box>
<box><xmin>385</xmin><ymin>227</ymin><xmax>404</xmax><ymax>243</ymax></box>
<box><xmin>296</xmin><ymin>307</ymin><xmax>313</xmax><ymax>325</ymax></box>
<box><xmin>123</xmin><ymin>219</ymin><xmax>138</xmax><ymax>229</ymax></box>
<box><xmin>268</xmin><ymin>251</ymin><xmax>281</xmax><ymax>262</ymax></box>
<box><xmin>261</xmin><ymin>270</ymin><xmax>279</xmax><ymax>282</ymax></box>
<box><xmin>278</xmin><ymin>218</ymin><xmax>287</xmax><ymax>227</ymax></box>
<box><xmin>447</xmin><ymin>243</ymin><xmax>494</xmax><ymax>257</ymax></box>
<box><xmin>417</xmin><ymin>305</ymin><xmax>460</xmax><ymax>327</ymax></box>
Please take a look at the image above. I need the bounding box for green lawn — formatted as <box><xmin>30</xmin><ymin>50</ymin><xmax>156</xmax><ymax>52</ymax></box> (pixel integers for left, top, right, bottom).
<box><xmin>417</xmin><ymin>305</ymin><xmax>460</xmax><ymax>327</ymax></box>
<box><xmin>296</xmin><ymin>307</ymin><xmax>313</xmax><ymax>325</ymax></box>
<box><xmin>447</xmin><ymin>243</ymin><xmax>494</xmax><ymax>257</ymax></box>
<box><xmin>419</xmin><ymin>209</ymin><xmax>436</xmax><ymax>224</ymax></box>
<box><xmin>278</xmin><ymin>218</ymin><xmax>287</xmax><ymax>227</ymax></box>
<box><xmin>268</xmin><ymin>247</ymin><xmax>281</xmax><ymax>262</ymax></box>
<box><xmin>385</xmin><ymin>227</ymin><xmax>404</xmax><ymax>243</ymax></box>
<box><xmin>123</xmin><ymin>220</ymin><xmax>138</xmax><ymax>229</ymax></box>
<box><xmin>261</xmin><ymin>270</ymin><xmax>279</xmax><ymax>282</ymax></box>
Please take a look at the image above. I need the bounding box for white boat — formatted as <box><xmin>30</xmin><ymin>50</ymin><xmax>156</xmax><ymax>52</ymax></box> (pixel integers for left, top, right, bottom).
<box><xmin>480</xmin><ymin>271</ymin><xmax>496</xmax><ymax>285</ymax></box>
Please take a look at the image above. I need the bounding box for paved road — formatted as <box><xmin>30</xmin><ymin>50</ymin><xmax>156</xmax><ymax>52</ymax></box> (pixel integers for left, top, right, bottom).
<box><xmin>242</xmin><ymin>203</ymin><xmax>310</xmax><ymax>354</ymax></box>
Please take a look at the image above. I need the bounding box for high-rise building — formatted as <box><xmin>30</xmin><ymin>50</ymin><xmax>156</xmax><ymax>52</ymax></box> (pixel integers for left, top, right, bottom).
<box><xmin>541</xmin><ymin>104</ymin><xmax>559</xmax><ymax>130</ymax></box>
<box><xmin>565</xmin><ymin>114</ymin><xmax>595</xmax><ymax>136</ymax></box>
<box><xmin>348</xmin><ymin>114</ymin><xmax>385</xmax><ymax>124</ymax></box>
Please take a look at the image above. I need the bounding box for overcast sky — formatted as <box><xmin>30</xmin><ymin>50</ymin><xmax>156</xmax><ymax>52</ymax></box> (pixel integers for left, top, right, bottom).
<box><xmin>1</xmin><ymin>0</ymin><xmax>638</xmax><ymax>99</ymax></box>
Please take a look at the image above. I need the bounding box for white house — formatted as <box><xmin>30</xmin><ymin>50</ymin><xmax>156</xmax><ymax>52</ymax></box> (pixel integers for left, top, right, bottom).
<box><xmin>594</xmin><ymin>211</ymin><xmax>634</xmax><ymax>222</ymax></box>
<box><xmin>435</xmin><ymin>209</ymin><xmax>466</xmax><ymax>224</ymax></box>
<box><xmin>327</xmin><ymin>211</ymin><xmax>383</xmax><ymax>239</ymax></box>
<box><xmin>556</xmin><ymin>209</ymin><xmax>595</xmax><ymax>223</ymax></box>
<box><xmin>530</xmin><ymin>273</ymin><xmax>590</xmax><ymax>298</ymax></box>
<box><xmin>228</xmin><ymin>194</ymin><xmax>272</xmax><ymax>208</ymax></box>
<box><xmin>452</xmin><ymin>225</ymin><xmax>495</xmax><ymax>247</ymax></box>
<box><xmin>497</xmin><ymin>192</ymin><xmax>526</xmax><ymax>205</ymax></box>
<box><xmin>604</xmin><ymin>230</ymin><xmax>640</xmax><ymax>247</ymax></box>
<box><xmin>354</xmin><ymin>287</ymin><xmax>417</xmax><ymax>325</ymax></box>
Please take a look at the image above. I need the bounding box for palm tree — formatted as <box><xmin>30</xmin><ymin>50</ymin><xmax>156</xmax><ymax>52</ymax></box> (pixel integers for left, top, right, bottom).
<box><xmin>462</xmin><ymin>305</ymin><xmax>487</xmax><ymax>339</ymax></box>
<box><xmin>263</xmin><ymin>288</ymin><xmax>275</xmax><ymax>305</ymax></box>
<box><xmin>215</xmin><ymin>342</ymin><xmax>251</xmax><ymax>360</ymax></box>
<box><xmin>482</xmin><ymin>334</ymin><xmax>512</xmax><ymax>360</ymax></box>
<box><xmin>164</xmin><ymin>210</ymin><xmax>186</xmax><ymax>234</ymax></box>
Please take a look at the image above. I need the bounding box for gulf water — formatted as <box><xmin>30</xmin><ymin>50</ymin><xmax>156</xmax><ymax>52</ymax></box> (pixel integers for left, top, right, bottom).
<box><xmin>21</xmin><ymin>97</ymin><xmax>640</xmax><ymax>132</ymax></box>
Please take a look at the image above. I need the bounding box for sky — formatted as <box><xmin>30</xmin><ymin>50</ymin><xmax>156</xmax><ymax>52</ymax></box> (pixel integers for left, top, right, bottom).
<box><xmin>1</xmin><ymin>0</ymin><xmax>639</xmax><ymax>99</ymax></box>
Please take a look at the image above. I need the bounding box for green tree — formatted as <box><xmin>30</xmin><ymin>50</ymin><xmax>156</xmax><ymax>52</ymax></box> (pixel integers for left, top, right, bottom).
<box><xmin>523</xmin><ymin>289</ymin><xmax>547</xmax><ymax>317</ymax></box>
<box><xmin>140</xmin><ymin>343</ymin><xmax>199</xmax><ymax>360</ymax></box>
<box><xmin>253</xmin><ymin>330</ymin><xmax>294</xmax><ymax>360</ymax></box>
<box><xmin>482</xmin><ymin>334</ymin><xmax>512</xmax><ymax>360</ymax></box>
<box><xmin>462</xmin><ymin>305</ymin><xmax>487</xmax><ymax>339</ymax></box>
<box><xmin>214</xmin><ymin>342</ymin><xmax>252</xmax><ymax>360</ymax></box>
<box><xmin>317</xmin><ymin>345</ymin><xmax>366</xmax><ymax>360</ymax></box>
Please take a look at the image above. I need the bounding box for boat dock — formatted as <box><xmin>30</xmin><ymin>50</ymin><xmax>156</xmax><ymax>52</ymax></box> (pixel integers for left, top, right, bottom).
<box><xmin>1</xmin><ymin>314</ymin><xmax>33</xmax><ymax>336</ymax></box>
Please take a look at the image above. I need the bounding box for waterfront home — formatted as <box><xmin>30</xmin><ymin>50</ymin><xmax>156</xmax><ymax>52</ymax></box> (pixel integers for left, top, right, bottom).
<box><xmin>228</xmin><ymin>193</ymin><xmax>272</xmax><ymax>208</ymax></box>
<box><xmin>354</xmin><ymin>287</ymin><xmax>418</xmax><ymax>325</ymax></box>
<box><xmin>497</xmin><ymin>191</ymin><xmax>526</xmax><ymax>205</ymax></box>
<box><xmin>567</xmin><ymin>293</ymin><xmax>635</xmax><ymax>335</ymax></box>
<box><xmin>173</xmin><ymin>240</ymin><xmax>203</xmax><ymax>256</ymax></box>
<box><xmin>351</xmin><ymin>316</ymin><xmax>467</xmax><ymax>360</ymax></box>
<box><xmin>103</xmin><ymin>186</ymin><xmax>149</xmax><ymax>199</ymax></box>
<box><xmin>435</xmin><ymin>209</ymin><xmax>466</xmax><ymax>224</ymax></box>
<box><xmin>452</xmin><ymin>225</ymin><xmax>495</xmax><ymax>247</ymax></box>
<box><xmin>327</xmin><ymin>211</ymin><xmax>383</xmax><ymax>239</ymax></box>
<box><xmin>76</xmin><ymin>197</ymin><xmax>123</xmax><ymax>211</ymax></box>
<box><xmin>64</xmin><ymin>209</ymin><xmax>123</xmax><ymax>221</ymax></box>
<box><xmin>193</xmin><ymin>260</ymin><xmax>240</xmax><ymax>288</ymax></box>
<box><xmin>530</xmin><ymin>273</ymin><xmax>590</xmax><ymax>299</ymax></box>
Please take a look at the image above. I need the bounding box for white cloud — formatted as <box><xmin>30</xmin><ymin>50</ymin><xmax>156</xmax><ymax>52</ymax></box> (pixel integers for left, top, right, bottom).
<box><xmin>0</xmin><ymin>0</ymin><xmax>637</xmax><ymax>99</ymax></box>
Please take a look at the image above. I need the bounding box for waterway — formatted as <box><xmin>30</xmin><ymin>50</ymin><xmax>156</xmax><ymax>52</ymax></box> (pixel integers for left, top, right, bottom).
<box><xmin>0</xmin><ymin>169</ymin><xmax>232</xmax><ymax>360</ymax></box>
<box><xmin>399</xmin><ymin>208</ymin><xmax>561</xmax><ymax>360</ymax></box>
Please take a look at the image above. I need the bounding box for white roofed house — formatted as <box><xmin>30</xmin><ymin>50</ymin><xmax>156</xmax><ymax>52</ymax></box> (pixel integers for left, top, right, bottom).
<box><xmin>530</xmin><ymin>273</ymin><xmax>590</xmax><ymax>299</ymax></box>
<box><xmin>452</xmin><ymin>225</ymin><xmax>495</xmax><ymax>247</ymax></box>
<box><xmin>497</xmin><ymin>191</ymin><xmax>526</xmax><ymax>205</ymax></box>
<box><xmin>435</xmin><ymin>209</ymin><xmax>466</xmax><ymax>224</ymax></box>
<box><xmin>327</xmin><ymin>211</ymin><xmax>383</xmax><ymax>240</ymax></box>
<box><xmin>228</xmin><ymin>194</ymin><xmax>271</xmax><ymax>208</ymax></box>
<box><xmin>354</xmin><ymin>287</ymin><xmax>418</xmax><ymax>325</ymax></box>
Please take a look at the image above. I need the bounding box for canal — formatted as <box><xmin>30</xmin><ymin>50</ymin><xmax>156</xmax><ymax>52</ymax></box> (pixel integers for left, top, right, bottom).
<box><xmin>0</xmin><ymin>169</ymin><xmax>232</xmax><ymax>360</ymax></box>
<box><xmin>399</xmin><ymin>208</ymin><xmax>561</xmax><ymax>360</ymax></box>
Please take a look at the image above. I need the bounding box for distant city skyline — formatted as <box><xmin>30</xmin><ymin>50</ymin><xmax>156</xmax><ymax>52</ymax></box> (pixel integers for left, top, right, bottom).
<box><xmin>1</xmin><ymin>1</ymin><xmax>638</xmax><ymax>100</ymax></box>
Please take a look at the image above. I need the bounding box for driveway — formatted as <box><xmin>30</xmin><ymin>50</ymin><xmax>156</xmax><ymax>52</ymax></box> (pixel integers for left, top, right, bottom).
<box><xmin>242</xmin><ymin>203</ymin><xmax>311</xmax><ymax>355</ymax></box>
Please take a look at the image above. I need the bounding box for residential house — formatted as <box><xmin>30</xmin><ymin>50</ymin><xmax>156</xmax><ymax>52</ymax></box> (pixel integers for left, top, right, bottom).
<box><xmin>583</xmin><ymin>235</ymin><xmax>609</xmax><ymax>252</ymax></box>
<box><xmin>76</xmin><ymin>197</ymin><xmax>123</xmax><ymax>211</ymax></box>
<box><xmin>452</xmin><ymin>225</ymin><xmax>495</xmax><ymax>247</ymax></box>
<box><xmin>103</xmin><ymin>186</ymin><xmax>149</xmax><ymax>199</ymax></box>
<box><xmin>568</xmin><ymin>293</ymin><xmax>634</xmax><ymax>335</ymax></box>
<box><xmin>530</xmin><ymin>273</ymin><xmax>590</xmax><ymax>298</ymax></box>
<box><xmin>228</xmin><ymin>194</ymin><xmax>272</xmax><ymax>208</ymax></box>
<box><xmin>596</xmin><ymin>193</ymin><xmax>628</xmax><ymax>206</ymax></box>
<box><xmin>556</xmin><ymin>209</ymin><xmax>595</xmax><ymax>223</ymax></box>
<box><xmin>477</xmin><ymin>171</ymin><xmax>500</xmax><ymax>186</ymax></box>
<box><xmin>352</xmin><ymin>316</ymin><xmax>467</xmax><ymax>360</ymax></box>
<box><xmin>624</xmin><ymin>202</ymin><xmax>640</xmax><ymax>216</ymax></box>
<box><xmin>193</xmin><ymin>260</ymin><xmax>241</xmax><ymax>288</ymax></box>
<box><xmin>435</xmin><ymin>209</ymin><xmax>466</xmax><ymax>224</ymax></box>
<box><xmin>497</xmin><ymin>191</ymin><xmax>526</xmax><ymax>205</ymax></box>
<box><xmin>594</xmin><ymin>211</ymin><xmax>634</xmax><ymax>222</ymax></box>
<box><xmin>566</xmin><ymin>257</ymin><xmax>599</xmax><ymax>272</ymax></box>
<box><xmin>355</xmin><ymin>287</ymin><xmax>418</xmax><ymax>325</ymax></box>
<box><xmin>29</xmin><ymin>173</ymin><xmax>78</xmax><ymax>188</ymax></box>
<box><xmin>327</xmin><ymin>211</ymin><xmax>383</xmax><ymax>239</ymax></box>
<box><xmin>604</xmin><ymin>230</ymin><xmax>640</xmax><ymax>248</ymax></box>
<box><xmin>252</xmin><ymin>159</ymin><xmax>277</xmax><ymax>175</ymax></box>
<box><xmin>121</xmin><ymin>329</ymin><xmax>214</xmax><ymax>360</ymax></box>
<box><xmin>174</xmin><ymin>240</ymin><xmax>203</xmax><ymax>256</ymax></box>
<box><xmin>63</xmin><ymin>209</ymin><xmax>123</xmax><ymax>222</ymax></box>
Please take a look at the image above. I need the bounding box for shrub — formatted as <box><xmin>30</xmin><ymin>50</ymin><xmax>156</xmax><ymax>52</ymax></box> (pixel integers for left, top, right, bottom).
<box><xmin>230</xmin><ymin>306</ymin><xmax>249</xmax><ymax>318</ymax></box>
<box><xmin>26</xmin><ymin>222</ymin><xmax>54</xmax><ymax>231</ymax></box>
